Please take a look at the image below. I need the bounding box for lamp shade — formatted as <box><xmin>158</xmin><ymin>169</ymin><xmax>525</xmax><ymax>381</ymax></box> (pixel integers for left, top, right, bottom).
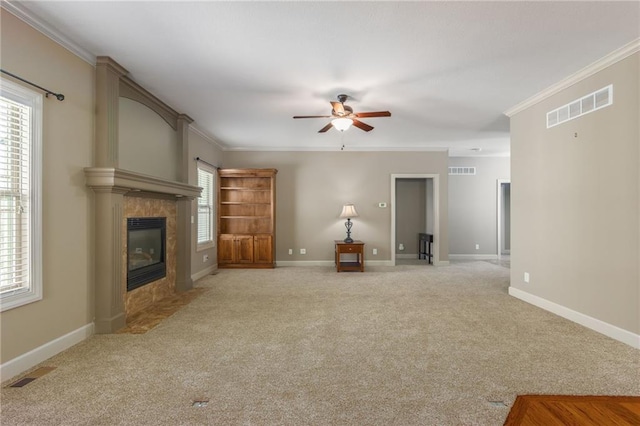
<box><xmin>339</xmin><ymin>203</ymin><xmax>359</xmax><ymax>219</ymax></box>
<box><xmin>332</xmin><ymin>118</ymin><xmax>353</xmax><ymax>132</ymax></box>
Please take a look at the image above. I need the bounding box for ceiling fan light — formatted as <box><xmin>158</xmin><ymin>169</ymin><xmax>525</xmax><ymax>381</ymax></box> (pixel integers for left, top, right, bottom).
<box><xmin>332</xmin><ymin>118</ymin><xmax>353</xmax><ymax>132</ymax></box>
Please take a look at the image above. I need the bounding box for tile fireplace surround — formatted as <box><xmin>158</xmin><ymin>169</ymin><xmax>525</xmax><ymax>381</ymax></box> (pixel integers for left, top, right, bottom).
<box><xmin>85</xmin><ymin>167</ymin><xmax>201</xmax><ymax>333</ymax></box>
<box><xmin>123</xmin><ymin>198</ymin><xmax>176</xmax><ymax>319</ymax></box>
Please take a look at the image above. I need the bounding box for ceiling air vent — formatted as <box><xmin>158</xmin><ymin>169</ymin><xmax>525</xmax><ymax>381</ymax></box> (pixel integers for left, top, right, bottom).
<box><xmin>546</xmin><ymin>85</ymin><xmax>612</xmax><ymax>129</ymax></box>
<box><xmin>449</xmin><ymin>167</ymin><xmax>476</xmax><ymax>176</ymax></box>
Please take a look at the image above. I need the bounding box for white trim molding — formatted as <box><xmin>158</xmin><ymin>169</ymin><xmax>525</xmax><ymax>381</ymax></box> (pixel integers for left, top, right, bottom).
<box><xmin>191</xmin><ymin>265</ymin><xmax>217</xmax><ymax>282</ymax></box>
<box><xmin>396</xmin><ymin>253</ymin><xmax>419</xmax><ymax>259</ymax></box>
<box><xmin>449</xmin><ymin>254</ymin><xmax>498</xmax><ymax>261</ymax></box>
<box><xmin>1</xmin><ymin>1</ymin><xmax>96</xmax><ymax>65</ymax></box>
<box><xmin>391</xmin><ymin>174</ymin><xmax>441</xmax><ymax>267</ymax></box>
<box><xmin>509</xmin><ymin>287</ymin><xmax>640</xmax><ymax>349</ymax></box>
<box><xmin>276</xmin><ymin>260</ymin><xmax>394</xmax><ymax>267</ymax></box>
<box><xmin>0</xmin><ymin>78</ymin><xmax>44</xmax><ymax>312</ymax></box>
<box><xmin>189</xmin><ymin>125</ymin><xmax>227</xmax><ymax>152</ymax></box>
<box><xmin>224</xmin><ymin>146</ymin><xmax>451</xmax><ymax>153</ymax></box>
<box><xmin>277</xmin><ymin>261</ymin><xmax>335</xmax><ymax>267</ymax></box>
<box><xmin>496</xmin><ymin>179</ymin><xmax>510</xmax><ymax>258</ymax></box>
<box><xmin>505</xmin><ymin>38</ymin><xmax>640</xmax><ymax>117</ymax></box>
<box><xmin>0</xmin><ymin>323</ymin><xmax>94</xmax><ymax>383</ymax></box>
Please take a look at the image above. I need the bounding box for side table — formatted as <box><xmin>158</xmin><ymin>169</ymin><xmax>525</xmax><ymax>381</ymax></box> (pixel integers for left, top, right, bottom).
<box><xmin>334</xmin><ymin>240</ymin><xmax>365</xmax><ymax>272</ymax></box>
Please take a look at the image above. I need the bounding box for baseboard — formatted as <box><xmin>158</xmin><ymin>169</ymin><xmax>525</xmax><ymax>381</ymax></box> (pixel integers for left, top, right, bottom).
<box><xmin>367</xmin><ymin>260</ymin><xmax>394</xmax><ymax>266</ymax></box>
<box><xmin>434</xmin><ymin>261</ymin><xmax>450</xmax><ymax>266</ymax></box>
<box><xmin>449</xmin><ymin>254</ymin><xmax>498</xmax><ymax>260</ymax></box>
<box><xmin>276</xmin><ymin>260</ymin><xmax>394</xmax><ymax>267</ymax></box>
<box><xmin>0</xmin><ymin>323</ymin><xmax>94</xmax><ymax>383</ymax></box>
<box><xmin>276</xmin><ymin>260</ymin><xmax>334</xmax><ymax>267</ymax></box>
<box><xmin>191</xmin><ymin>265</ymin><xmax>217</xmax><ymax>282</ymax></box>
<box><xmin>508</xmin><ymin>287</ymin><xmax>640</xmax><ymax>349</ymax></box>
<box><xmin>396</xmin><ymin>253</ymin><xmax>419</xmax><ymax>259</ymax></box>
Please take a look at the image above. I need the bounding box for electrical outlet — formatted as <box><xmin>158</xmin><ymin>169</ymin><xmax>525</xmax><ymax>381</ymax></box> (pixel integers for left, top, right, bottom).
<box><xmin>399</xmin><ymin>243</ymin><xmax>404</xmax><ymax>251</ymax></box>
<box><xmin>203</xmin><ymin>254</ymin><xmax>209</xmax><ymax>263</ymax></box>
<box><xmin>288</xmin><ymin>249</ymin><xmax>293</xmax><ymax>255</ymax></box>
<box><xmin>475</xmin><ymin>244</ymin><xmax>480</xmax><ymax>250</ymax></box>
<box><xmin>300</xmin><ymin>248</ymin><xmax>306</xmax><ymax>255</ymax></box>
<box><xmin>524</xmin><ymin>272</ymin><xmax>530</xmax><ymax>283</ymax></box>
<box><xmin>373</xmin><ymin>248</ymin><xmax>378</xmax><ymax>255</ymax></box>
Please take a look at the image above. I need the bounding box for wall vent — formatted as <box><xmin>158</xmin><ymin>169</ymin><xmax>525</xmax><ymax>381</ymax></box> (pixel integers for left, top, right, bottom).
<box><xmin>449</xmin><ymin>167</ymin><xmax>476</xmax><ymax>176</ymax></box>
<box><xmin>546</xmin><ymin>85</ymin><xmax>612</xmax><ymax>128</ymax></box>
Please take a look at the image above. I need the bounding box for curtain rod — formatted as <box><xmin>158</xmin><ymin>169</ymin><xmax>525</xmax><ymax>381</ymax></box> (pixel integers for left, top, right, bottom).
<box><xmin>1</xmin><ymin>69</ymin><xmax>65</xmax><ymax>101</ymax></box>
<box><xmin>195</xmin><ymin>157</ymin><xmax>218</xmax><ymax>169</ymax></box>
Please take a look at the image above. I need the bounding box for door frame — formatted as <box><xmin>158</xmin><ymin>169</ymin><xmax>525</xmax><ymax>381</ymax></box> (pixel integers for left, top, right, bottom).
<box><xmin>496</xmin><ymin>179</ymin><xmax>511</xmax><ymax>258</ymax></box>
<box><xmin>390</xmin><ymin>174</ymin><xmax>440</xmax><ymax>266</ymax></box>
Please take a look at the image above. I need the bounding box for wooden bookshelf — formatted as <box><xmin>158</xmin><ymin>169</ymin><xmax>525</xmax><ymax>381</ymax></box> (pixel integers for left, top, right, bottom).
<box><xmin>217</xmin><ymin>169</ymin><xmax>277</xmax><ymax>268</ymax></box>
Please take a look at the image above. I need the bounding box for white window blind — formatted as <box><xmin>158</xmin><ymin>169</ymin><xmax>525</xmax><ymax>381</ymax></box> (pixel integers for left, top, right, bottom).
<box><xmin>0</xmin><ymin>79</ymin><xmax>42</xmax><ymax>312</ymax></box>
<box><xmin>197</xmin><ymin>167</ymin><xmax>214</xmax><ymax>246</ymax></box>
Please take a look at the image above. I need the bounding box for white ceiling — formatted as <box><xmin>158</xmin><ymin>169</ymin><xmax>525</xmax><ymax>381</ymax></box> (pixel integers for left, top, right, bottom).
<box><xmin>10</xmin><ymin>1</ymin><xmax>640</xmax><ymax>156</ymax></box>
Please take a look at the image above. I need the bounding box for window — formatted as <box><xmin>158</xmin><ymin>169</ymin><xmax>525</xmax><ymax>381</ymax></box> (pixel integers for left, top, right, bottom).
<box><xmin>197</xmin><ymin>165</ymin><xmax>215</xmax><ymax>248</ymax></box>
<box><xmin>0</xmin><ymin>79</ymin><xmax>42</xmax><ymax>312</ymax></box>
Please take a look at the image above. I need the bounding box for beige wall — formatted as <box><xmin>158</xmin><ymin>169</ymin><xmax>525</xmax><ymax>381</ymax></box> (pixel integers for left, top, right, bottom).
<box><xmin>119</xmin><ymin>97</ymin><xmax>178</xmax><ymax>181</ymax></box>
<box><xmin>448</xmin><ymin>157</ymin><xmax>510</xmax><ymax>255</ymax></box>
<box><xmin>510</xmin><ymin>53</ymin><xmax>639</xmax><ymax>334</ymax></box>
<box><xmin>222</xmin><ymin>151</ymin><xmax>449</xmax><ymax>262</ymax></box>
<box><xmin>188</xmin><ymin>129</ymin><xmax>224</xmax><ymax>275</ymax></box>
<box><xmin>0</xmin><ymin>11</ymin><xmax>95</xmax><ymax>363</ymax></box>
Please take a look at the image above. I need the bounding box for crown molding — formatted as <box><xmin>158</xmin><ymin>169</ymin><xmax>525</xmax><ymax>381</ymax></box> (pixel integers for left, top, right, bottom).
<box><xmin>223</xmin><ymin>145</ymin><xmax>451</xmax><ymax>153</ymax></box>
<box><xmin>505</xmin><ymin>38</ymin><xmax>640</xmax><ymax>117</ymax></box>
<box><xmin>189</xmin><ymin>124</ymin><xmax>227</xmax><ymax>151</ymax></box>
<box><xmin>1</xmin><ymin>0</ymin><xmax>96</xmax><ymax>65</ymax></box>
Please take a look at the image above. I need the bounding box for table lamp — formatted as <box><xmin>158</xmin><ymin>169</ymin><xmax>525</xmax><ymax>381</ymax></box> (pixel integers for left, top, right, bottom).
<box><xmin>339</xmin><ymin>203</ymin><xmax>359</xmax><ymax>243</ymax></box>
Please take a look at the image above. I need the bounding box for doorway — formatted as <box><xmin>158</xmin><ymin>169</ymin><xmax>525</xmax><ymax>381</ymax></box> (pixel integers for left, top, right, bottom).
<box><xmin>497</xmin><ymin>180</ymin><xmax>511</xmax><ymax>257</ymax></box>
<box><xmin>390</xmin><ymin>174</ymin><xmax>439</xmax><ymax>266</ymax></box>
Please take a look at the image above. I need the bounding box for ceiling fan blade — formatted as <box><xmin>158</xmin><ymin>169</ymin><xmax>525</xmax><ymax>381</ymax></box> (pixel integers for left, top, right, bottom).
<box><xmin>352</xmin><ymin>119</ymin><xmax>374</xmax><ymax>132</ymax></box>
<box><xmin>293</xmin><ymin>115</ymin><xmax>332</xmax><ymax>119</ymax></box>
<box><xmin>354</xmin><ymin>111</ymin><xmax>391</xmax><ymax>118</ymax></box>
<box><xmin>330</xmin><ymin>101</ymin><xmax>345</xmax><ymax>115</ymax></box>
<box><xmin>318</xmin><ymin>122</ymin><xmax>333</xmax><ymax>133</ymax></box>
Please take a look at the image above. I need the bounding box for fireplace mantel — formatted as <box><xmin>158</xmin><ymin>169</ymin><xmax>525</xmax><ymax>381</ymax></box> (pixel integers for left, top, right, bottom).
<box><xmin>85</xmin><ymin>167</ymin><xmax>200</xmax><ymax>333</ymax></box>
<box><xmin>84</xmin><ymin>167</ymin><xmax>201</xmax><ymax>199</ymax></box>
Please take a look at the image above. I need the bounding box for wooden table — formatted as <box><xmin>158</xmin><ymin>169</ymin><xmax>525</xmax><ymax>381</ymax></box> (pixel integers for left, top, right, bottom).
<box><xmin>334</xmin><ymin>240</ymin><xmax>365</xmax><ymax>272</ymax></box>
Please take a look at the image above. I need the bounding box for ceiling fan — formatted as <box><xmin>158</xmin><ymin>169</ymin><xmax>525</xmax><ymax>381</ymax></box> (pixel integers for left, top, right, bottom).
<box><xmin>293</xmin><ymin>94</ymin><xmax>391</xmax><ymax>133</ymax></box>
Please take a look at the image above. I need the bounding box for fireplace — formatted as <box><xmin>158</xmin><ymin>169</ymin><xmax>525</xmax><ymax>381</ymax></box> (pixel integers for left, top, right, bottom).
<box><xmin>127</xmin><ymin>217</ymin><xmax>166</xmax><ymax>291</ymax></box>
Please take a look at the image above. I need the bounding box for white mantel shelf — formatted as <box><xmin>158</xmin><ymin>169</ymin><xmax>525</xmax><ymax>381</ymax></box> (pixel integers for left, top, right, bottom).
<box><xmin>84</xmin><ymin>167</ymin><xmax>201</xmax><ymax>199</ymax></box>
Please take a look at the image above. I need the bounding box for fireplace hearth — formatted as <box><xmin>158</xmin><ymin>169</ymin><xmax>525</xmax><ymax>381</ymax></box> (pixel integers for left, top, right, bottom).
<box><xmin>127</xmin><ymin>217</ymin><xmax>166</xmax><ymax>291</ymax></box>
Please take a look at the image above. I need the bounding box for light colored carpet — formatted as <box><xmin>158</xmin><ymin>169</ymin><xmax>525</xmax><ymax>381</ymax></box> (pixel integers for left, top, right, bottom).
<box><xmin>2</xmin><ymin>262</ymin><xmax>638</xmax><ymax>425</ymax></box>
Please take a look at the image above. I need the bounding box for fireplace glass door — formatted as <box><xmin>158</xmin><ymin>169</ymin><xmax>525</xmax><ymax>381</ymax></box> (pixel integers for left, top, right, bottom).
<box><xmin>127</xmin><ymin>217</ymin><xmax>166</xmax><ymax>291</ymax></box>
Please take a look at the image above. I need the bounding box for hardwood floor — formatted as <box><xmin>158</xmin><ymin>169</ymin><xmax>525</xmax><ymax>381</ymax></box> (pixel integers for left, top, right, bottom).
<box><xmin>504</xmin><ymin>395</ymin><xmax>640</xmax><ymax>425</ymax></box>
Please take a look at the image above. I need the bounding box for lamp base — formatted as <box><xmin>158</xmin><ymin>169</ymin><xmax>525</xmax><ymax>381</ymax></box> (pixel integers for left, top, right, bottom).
<box><xmin>343</xmin><ymin>218</ymin><xmax>354</xmax><ymax>243</ymax></box>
